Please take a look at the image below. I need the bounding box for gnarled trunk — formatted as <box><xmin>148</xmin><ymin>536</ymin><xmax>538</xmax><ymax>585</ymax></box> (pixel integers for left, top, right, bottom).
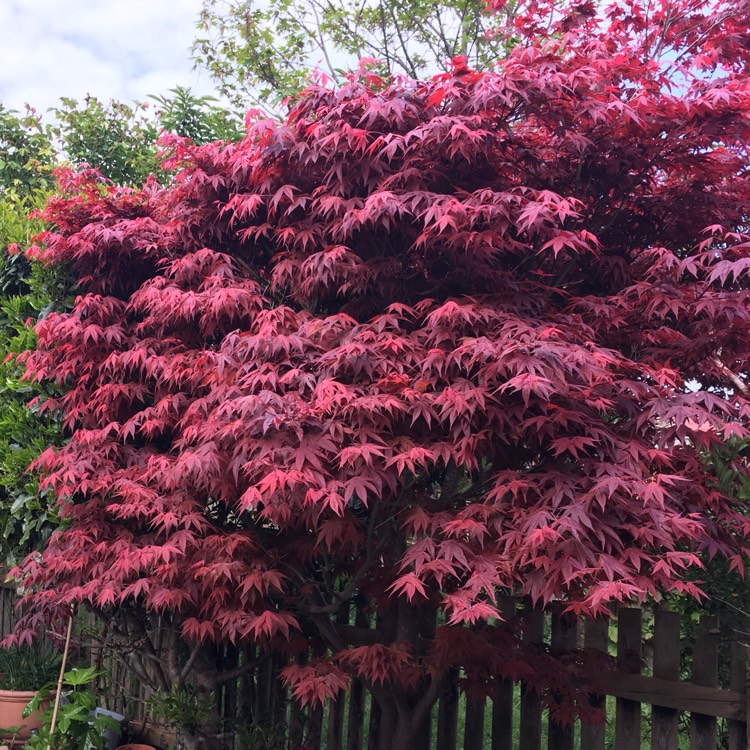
<box><xmin>371</xmin><ymin>677</ymin><xmax>442</xmax><ymax>750</ymax></box>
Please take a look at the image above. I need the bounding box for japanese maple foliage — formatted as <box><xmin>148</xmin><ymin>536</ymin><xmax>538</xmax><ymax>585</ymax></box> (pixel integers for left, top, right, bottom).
<box><xmin>11</xmin><ymin>0</ymin><xmax>750</xmax><ymax>744</ymax></box>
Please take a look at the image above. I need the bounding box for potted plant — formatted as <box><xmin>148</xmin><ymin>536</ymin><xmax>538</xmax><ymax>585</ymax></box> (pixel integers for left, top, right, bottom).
<box><xmin>0</xmin><ymin>643</ymin><xmax>61</xmax><ymax>739</ymax></box>
<box><xmin>24</xmin><ymin>666</ymin><xmax>122</xmax><ymax>750</ymax></box>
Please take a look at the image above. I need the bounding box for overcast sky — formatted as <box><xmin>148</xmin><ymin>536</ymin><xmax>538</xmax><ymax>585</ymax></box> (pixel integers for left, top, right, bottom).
<box><xmin>0</xmin><ymin>0</ymin><xmax>217</xmax><ymax>117</ymax></box>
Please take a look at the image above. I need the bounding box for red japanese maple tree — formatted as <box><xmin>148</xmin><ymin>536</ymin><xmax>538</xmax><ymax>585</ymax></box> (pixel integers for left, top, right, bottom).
<box><xmin>11</xmin><ymin>0</ymin><xmax>750</xmax><ymax>745</ymax></box>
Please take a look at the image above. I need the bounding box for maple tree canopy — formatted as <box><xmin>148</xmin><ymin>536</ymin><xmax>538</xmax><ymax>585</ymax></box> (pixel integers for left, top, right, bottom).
<box><xmin>10</xmin><ymin>0</ymin><xmax>750</xmax><ymax>741</ymax></box>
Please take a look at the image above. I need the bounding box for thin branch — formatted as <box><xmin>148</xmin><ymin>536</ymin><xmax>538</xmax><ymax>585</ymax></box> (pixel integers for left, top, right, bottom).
<box><xmin>714</xmin><ymin>356</ymin><xmax>749</xmax><ymax>396</ymax></box>
<box><xmin>212</xmin><ymin>654</ymin><xmax>268</xmax><ymax>685</ymax></box>
<box><xmin>126</xmin><ymin>615</ymin><xmax>169</xmax><ymax>692</ymax></box>
<box><xmin>120</xmin><ymin>652</ymin><xmax>160</xmax><ymax>691</ymax></box>
<box><xmin>179</xmin><ymin>643</ymin><xmax>203</xmax><ymax>685</ymax></box>
<box><xmin>433</xmin><ymin>7</ymin><xmax>457</xmax><ymax>59</ymax></box>
<box><xmin>309</xmin><ymin>4</ymin><xmax>339</xmax><ymax>79</ymax></box>
<box><xmin>387</xmin><ymin>3</ymin><xmax>419</xmax><ymax>77</ymax></box>
<box><xmin>378</xmin><ymin>0</ymin><xmax>393</xmax><ymax>70</ymax></box>
<box><xmin>412</xmin><ymin>673</ymin><xmax>445</xmax><ymax>729</ymax></box>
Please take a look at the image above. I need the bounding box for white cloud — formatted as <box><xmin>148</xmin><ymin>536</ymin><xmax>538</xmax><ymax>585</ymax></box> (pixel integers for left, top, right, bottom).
<box><xmin>0</xmin><ymin>0</ymin><xmax>217</xmax><ymax>117</ymax></box>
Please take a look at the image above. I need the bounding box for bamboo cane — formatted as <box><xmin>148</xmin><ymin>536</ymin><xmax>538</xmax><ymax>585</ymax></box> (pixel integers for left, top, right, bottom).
<box><xmin>45</xmin><ymin>612</ymin><xmax>74</xmax><ymax>750</ymax></box>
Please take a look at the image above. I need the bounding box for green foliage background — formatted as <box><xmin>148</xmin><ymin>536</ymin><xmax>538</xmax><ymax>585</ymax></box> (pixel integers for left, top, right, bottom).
<box><xmin>193</xmin><ymin>0</ymin><xmax>517</xmax><ymax>108</ymax></box>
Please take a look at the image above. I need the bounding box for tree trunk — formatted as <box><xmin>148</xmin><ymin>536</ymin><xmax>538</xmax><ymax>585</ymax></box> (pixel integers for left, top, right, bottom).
<box><xmin>372</xmin><ymin>686</ymin><xmax>440</xmax><ymax>750</ymax></box>
<box><xmin>391</xmin><ymin>719</ymin><xmax>419</xmax><ymax>750</ymax></box>
<box><xmin>371</xmin><ymin>600</ymin><xmax>440</xmax><ymax>750</ymax></box>
<box><xmin>378</xmin><ymin>703</ymin><xmax>430</xmax><ymax>750</ymax></box>
<box><xmin>376</xmin><ymin>696</ymin><xmax>397</xmax><ymax>750</ymax></box>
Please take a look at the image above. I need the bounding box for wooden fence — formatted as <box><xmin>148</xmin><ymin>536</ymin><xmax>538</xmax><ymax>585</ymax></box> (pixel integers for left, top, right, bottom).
<box><xmin>249</xmin><ymin>605</ymin><xmax>748</xmax><ymax>750</ymax></box>
<box><xmin>0</xmin><ymin>584</ymin><xmax>748</xmax><ymax>750</ymax></box>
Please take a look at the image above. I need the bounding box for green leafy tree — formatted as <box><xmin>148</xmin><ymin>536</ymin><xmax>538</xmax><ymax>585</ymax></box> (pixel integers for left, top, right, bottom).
<box><xmin>0</xmin><ymin>109</ymin><xmax>63</xmax><ymax>563</ymax></box>
<box><xmin>0</xmin><ymin>246</ymin><xmax>68</xmax><ymax>565</ymax></box>
<box><xmin>50</xmin><ymin>90</ymin><xmax>244</xmax><ymax>187</ymax></box>
<box><xmin>0</xmin><ymin>105</ymin><xmax>54</xmax><ymax>198</ymax></box>
<box><xmin>149</xmin><ymin>86</ymin><xmax>244</xmax><ymax>145</ymax></box>
<box><xmin>49</xmin><ymin>97</ymin><xmax>161</xmax><ymax>187</ymax></box>
<box><xmin>675</xmin><ymin>438</ymin><xmax>750</xmax><ymax>684</ymax></box>
<box><xmin>193</xmin><ymin>0</ymin><xmax>515</xmax><ymax>107</ymax></box>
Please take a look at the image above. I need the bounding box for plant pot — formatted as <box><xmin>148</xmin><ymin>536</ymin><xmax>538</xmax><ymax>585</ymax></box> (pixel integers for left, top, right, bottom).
<box><xmin>0</xmin><ymin>689</ymin><xmax>44</xmax><ymax>739</ymax></box>
<box><xmin>116</xmin><ymin>745</ymin><xmax>157</xmax><ymax>750</ymax></box>
<box><xmin>92</xmin><ymin>707</ymin><xmax>126</xmax><ymax>750</ymax></box>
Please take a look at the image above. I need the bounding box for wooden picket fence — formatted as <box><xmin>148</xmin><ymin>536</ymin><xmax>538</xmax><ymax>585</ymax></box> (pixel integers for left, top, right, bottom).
<box><xmin>262</xmin><ymin>605</ymin><xmax>748</xmax><ymax>750</ymax></box>
<box><xmin>125</xmin><ymin>604</ymin><xmax>749</xmax><ymax>750</ymax></box>
<box><xmin>0</xmin><ymin>583</ymin><xmax>748</xmax><ymax>749</ymax></box>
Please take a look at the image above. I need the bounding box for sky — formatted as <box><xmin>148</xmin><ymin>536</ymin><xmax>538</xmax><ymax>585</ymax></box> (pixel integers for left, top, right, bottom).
<box><xmin>0</xmin><ymin>0</ymin><xmax>217</xmax><ymax>117</ymax></box>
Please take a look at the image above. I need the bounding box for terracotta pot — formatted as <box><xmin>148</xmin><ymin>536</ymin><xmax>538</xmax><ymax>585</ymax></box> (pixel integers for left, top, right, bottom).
<box><xmin>0</xmin><ymin>689</ymin><xmax>44</xmax><ymax>739</ymax></box>
<box><xmin>116</xmin><ymin>745</ymin><xmax>157</xmax><ymax>750</ymax></box>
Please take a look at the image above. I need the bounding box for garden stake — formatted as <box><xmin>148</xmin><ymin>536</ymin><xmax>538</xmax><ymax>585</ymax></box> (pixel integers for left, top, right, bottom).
<box><xmin>46</xmin><ymin>611</ymin><xmax>74</xmax><ymax>750</ymax></box>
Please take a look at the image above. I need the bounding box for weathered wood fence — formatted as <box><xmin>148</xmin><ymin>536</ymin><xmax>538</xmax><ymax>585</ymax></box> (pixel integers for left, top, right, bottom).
<box><xmin>0</xmin><ymin>584</ymin><xmax>748</xmax><ymax>749</ymax></box>
<box><xmin>104</xmin><ymin>604</ymin><xmax>750</xmax><ymax>750</ymax></box>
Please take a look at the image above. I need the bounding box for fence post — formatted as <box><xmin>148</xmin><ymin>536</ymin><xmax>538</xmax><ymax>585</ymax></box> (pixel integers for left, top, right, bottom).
<box><xmin>650</xmin><ymin>609</ymin><xmax>680</xmax><ymax>750</ymax></box>
<box><xmin>327</xmin><ymin>694</ymin><xmax>345</xmax><ymax>750</ymax></box>
<box><xmin>463</xmin><ymin>694</ymin><xmax>486</xmax><ymax>750</ymax></box>
<box><xmin>519</xmin><ymin>607</ymin><xmax>545</xmax><ymax>750</ymax></box>
<box><xmin>413</xmin><ymin>606</ymin><xmax>438</xmax><ymax>750</ymax></box>
<box><xmin>221</xmin><ymin>644</ymin><xmax>239</xmax><ymax>733</ymax></box>
<box><xmin>615</xmin><ymin>608</ymin><xmax>642</xmax><ymax>750</ymax></box>
<box><xmin>580</xmin><ymin>618</ymin><xmax>608</xmax><ymax>750</ymax></box>
<box><xmin>345</xmin><ymin>678</ymin><xmax>365</xmax><ymax>750</ymax></box>
<box><xmin>368</xmin><ymin>607</ymin><xmax>396</xmax><ymax>750</ymax></box>
<box><xmin>326</xmin><ymin>606</ymin><xmax>351</xmax><ymax>750</ymax></box>
<box><xmin>436</xmin><ymin>668</ymin><xmax>459</xmax><ymax>750</ymax></box>
<box><xmin>548</xmin><ymin>608</ymin><xmax>577</xmax><ymax>750</ymax></box>
<box><xmin>238</xmin><ymin>644</ymin><xmax>257</xmax><ymax>739</ymax></box>
<box><xmin>492</xmin><ymin>596</ymin><xmax>517</xmax><ymax>750</ymax></box>
<box><xmin>346</xmin><ymin>600</ymin><xmax>368</xmax><ymax>750</ymax></box>
<box><xmin>728</xmin><ymin>635</ymin><xmax>747</xmax><ymax>750</ymax></box>
<box><xmin>308</xmin><ymin>701</ymin><xmax>324</xmax><ymax>750</ymax></box>
<box><xmin>690</xmin><ymin>615</ymin><xmax>718</xmax><ymax>750</ymax></box>
<box><xmin>463</xmin><ymin>598</ymin><xmax>491</xmax><ymax>750</ymax></box>
<box><xmin>288</xmin><ymin>650</ymin><xmax>306</xmax><ymax>749</ymax></box>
